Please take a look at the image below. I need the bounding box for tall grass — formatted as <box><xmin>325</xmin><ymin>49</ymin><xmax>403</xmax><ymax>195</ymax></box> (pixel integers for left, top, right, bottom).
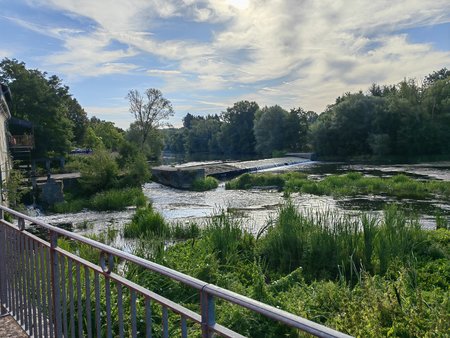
<box><xmin>203</xmin><ymin>211</ymin><xmax>255</xmax><ymax>263</ymax></box>
<box><xmin>257</xmin><ymin>202</ymin><xmax>427</xmax><ymax>281</ymax></box>
<box><xmin>123</xmin><ymin>205</ymin><xmax>169</xmax><ymax>238</ymax></box>
<box><xmin>53</xmin><ymin>187</ymin><xmax>147</xmax><ymax>213</ymax></box>
<box><xmin>90</xmin><ymin>187</ymin><xmax>147</xmax><ymax>211</ymax></box>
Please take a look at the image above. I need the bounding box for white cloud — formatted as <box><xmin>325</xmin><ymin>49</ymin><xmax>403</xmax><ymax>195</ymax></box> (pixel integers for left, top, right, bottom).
<box><xmin>147</xmin><ymin>69</ymin><xmax>182</xmax><ymax>75</ymax></box>
<box><xmin>15</xmin><ymin>0</ymin><xmax>450</xmax><ymax>114</ymax></box>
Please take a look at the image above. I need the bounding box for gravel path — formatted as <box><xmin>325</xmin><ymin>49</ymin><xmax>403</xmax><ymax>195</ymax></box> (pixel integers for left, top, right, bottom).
<box><xmin>0</xmin><ymin>314</ymin><xmax>29</xmax><ymax>337</ymax></box>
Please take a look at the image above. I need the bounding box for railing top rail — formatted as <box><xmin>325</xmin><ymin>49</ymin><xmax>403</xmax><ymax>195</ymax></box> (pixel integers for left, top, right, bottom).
<box><xmin>0</xmin><ymin>204</ymin><xmax>352</xmax><ymax>338</ymax></box>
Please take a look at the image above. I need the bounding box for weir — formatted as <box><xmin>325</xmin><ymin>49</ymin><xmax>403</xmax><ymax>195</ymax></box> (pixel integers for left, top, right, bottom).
<box><xmin>152</xmin><ymin>154</ymin><xmax>315</xmax><ymax>189</ymax></box>
<box><xmin>0</xmin><ymin>205</ymin><xmax>351</xmax><ymax>337</ymax></box>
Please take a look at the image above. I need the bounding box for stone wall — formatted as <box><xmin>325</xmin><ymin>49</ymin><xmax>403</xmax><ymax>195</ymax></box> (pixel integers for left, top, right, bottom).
<box><xmin>152</xmin><ymin>166</ymin><xmax>205</xmax><ymax>189</ymax></box>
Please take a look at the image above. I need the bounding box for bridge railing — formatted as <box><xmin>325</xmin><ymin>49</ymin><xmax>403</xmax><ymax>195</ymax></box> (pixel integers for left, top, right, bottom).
<box><xmin>0</xmin><ymin>205</ymin><xmax>352</xmax><ymax>338</ymax></box>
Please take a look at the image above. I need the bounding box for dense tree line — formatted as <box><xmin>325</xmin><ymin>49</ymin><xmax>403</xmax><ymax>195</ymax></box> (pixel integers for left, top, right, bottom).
<box><xmin>165</xmin><ymin>69</ymin><xmax>449</xmax><ymax>159</ymax></box>
<box><xmin>3</xmin><ymin>57</ymin><xmax>447</xmax><ymax>161</ymax></box>
<box><xmin>312</xmin><ymin>69</ymin><xmax>450</xmax><ymax>158</ymax></box>
<box><xmin>164</xmin><ymin>102</ymin><xmax>317</xmax><ymax>156</ymax></box>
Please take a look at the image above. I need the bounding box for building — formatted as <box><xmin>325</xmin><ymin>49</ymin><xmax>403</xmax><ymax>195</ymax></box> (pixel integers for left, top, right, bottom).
<box><xmin>0</xmin><ymin>84</ymin><xmax>12</xmax><ymax>202</ymax></box>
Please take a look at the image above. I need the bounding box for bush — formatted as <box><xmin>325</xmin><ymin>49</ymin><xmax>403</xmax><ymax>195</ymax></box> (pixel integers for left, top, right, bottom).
<box><xmin>79</xmin><ymin>149</ymin><xmax>119</xmax><ymax>195</ymax></box>
<box><xmin>191</xmin><ymin>177</ymin><xmax>219</xmax><ymax>191</ymax></box>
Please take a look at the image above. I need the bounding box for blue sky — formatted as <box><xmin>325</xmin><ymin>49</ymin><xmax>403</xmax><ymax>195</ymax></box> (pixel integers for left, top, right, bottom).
<box><xmin>1</xmin><ymin>0</ymin><xmax>449</xmax><ymax>129</ymax></box>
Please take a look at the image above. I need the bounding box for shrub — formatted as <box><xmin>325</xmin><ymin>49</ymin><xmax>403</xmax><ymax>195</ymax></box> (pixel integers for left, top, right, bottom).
<box><xmin>192</xmin><ymin>176</ymin><xmax>219</xmax><ymax>191</ymax></box>
<box><xmin>79</xmin><ymin>149</ymin><xmax>119</xmax><ymax>195</ymax></box>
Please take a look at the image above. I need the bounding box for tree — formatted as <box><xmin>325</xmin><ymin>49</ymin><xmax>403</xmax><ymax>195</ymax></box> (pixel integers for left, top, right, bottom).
<box><xmin>0</xmin><ymin>58</ymin><xmax>75</xmax><ymax>157</ymax></box>
<box><xmin>126</xmin><ymin>122</ymin><xmax>164</xmax><ymax>159</ymax></box>
<box><xmin>88</xmin><ymin>117</ymin><xmax>125</xmax><ymax>151</ymax></box>
<box><xmin>127</xmin><ymin>88</ymin><xmax>174</xmax><ymax>149</ymax></box>
<box><xmin>254</xmin><ymin>105</ymin><xmax>287</xmax><ymax>156</ymax></box>
<box><xmin>219</xmin><ymin>101</ymin><xmax>259</xmax><ymax>155</ymax></box>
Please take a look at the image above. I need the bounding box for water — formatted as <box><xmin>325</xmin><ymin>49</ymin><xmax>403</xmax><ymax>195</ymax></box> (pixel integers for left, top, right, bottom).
<box><xmin>32</xmin><ymin>161</ymin><xmax>450</xmax><ymax>239</ymax></box>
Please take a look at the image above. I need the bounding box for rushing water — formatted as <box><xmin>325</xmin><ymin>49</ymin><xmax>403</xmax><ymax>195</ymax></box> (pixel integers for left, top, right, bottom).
<box><xmin>32</xmin><ymin>161</ymin><xmax>450</xmax><ymax>240</ymax></box>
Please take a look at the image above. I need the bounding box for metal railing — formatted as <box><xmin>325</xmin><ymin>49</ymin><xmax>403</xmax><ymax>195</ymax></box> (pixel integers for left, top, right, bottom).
<box><xmin>0</xmin><ymin>205</ymin><xmax>352</xmax><ymax>338</ymax></box>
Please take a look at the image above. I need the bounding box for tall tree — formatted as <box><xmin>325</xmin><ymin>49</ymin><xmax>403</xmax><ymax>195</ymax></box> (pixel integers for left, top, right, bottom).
<box><xmin>127</xmin><ymin>88</ymin><xmax>174</xmax><ymax>149</ymax></box>
<box><xmin>254</xmin><ymin>105</ymin><xmax>287</xmax><ymax>156</ymax></box>
<box><xmin>219</xmin><ymin>101</ymin><xmax>259</xmax><ymax>154</ymax></box>
<box><xmin>0</xmin><ymin>58</ymin><xmax>74</xmax><ymax>157</ymax></box>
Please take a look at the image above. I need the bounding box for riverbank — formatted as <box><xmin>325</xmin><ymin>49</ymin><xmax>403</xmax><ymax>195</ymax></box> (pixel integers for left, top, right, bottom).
<box><xmin>60</xmin><ymin>201</ymin><xmax>450</xmax><ymax>337</ymax></box>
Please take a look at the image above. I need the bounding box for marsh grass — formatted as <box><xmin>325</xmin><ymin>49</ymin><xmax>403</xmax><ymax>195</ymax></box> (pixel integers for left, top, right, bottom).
<box><xmin>90</xmin><ymin>187</ymin><xmax>146</xmax><ymax>211</ymax></box>
<box><xmin>123</xmin><ymin>205</ymin><xmax>169</xmax><ymax>238</ymax></box>
<box><xmin>170</xmin><ymin>222</ymin><xmax>201</xmax><ymax>239</ymax></box>
<box><xmin>203</xmin><ymin>212</ymin><xmax>255</xmax><ymax>263</ymax></box>
<box><xmin>53</xmin><ymin>187</ymin><xmax>146</xmax><ymax>213</ymax></box>
<box><xmin>257</xmin><ymin>202</ymin><xmax>427</xmax><ymax>281</ymax></box>
<box><xmin>227</xmin><ymin>172</ymin><xmax>450</xmax><ymax>200</ymax></box>
<box><xmin>54</xmin><ymin>201</ymin><xmax>449</xmax><ymax>337</ymax></box>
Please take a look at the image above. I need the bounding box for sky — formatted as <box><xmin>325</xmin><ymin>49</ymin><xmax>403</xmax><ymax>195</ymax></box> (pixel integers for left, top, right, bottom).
<box><xmin>0</xmin><ymin>0</ymin><xmax>449</xmax><ymax>129</ymax></box>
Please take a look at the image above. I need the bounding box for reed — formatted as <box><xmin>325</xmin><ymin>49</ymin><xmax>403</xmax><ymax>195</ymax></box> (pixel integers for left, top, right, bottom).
<box><xmin>257</xmin><ymin>202</ymin><xmax>427</xmax><ymax>281</ymax></box>
<box><xmin>123</xmin><ymin>205</ymin><xmax>169</xmax><ymax>238</ymax></box>
<box><xmin>90</xmin><ymin>187</ymin><xmax>147</xmax><ymax>211</ymax></box>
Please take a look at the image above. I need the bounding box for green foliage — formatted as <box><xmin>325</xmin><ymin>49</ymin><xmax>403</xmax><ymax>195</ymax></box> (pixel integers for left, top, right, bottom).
<box><xmin>123</xmin><ymin>205</ymin><xmax>169</xmax><ymax>238</ymax></box>
<box><xmin>5</xmin><ymin>168</ymin><xmax>28</xmax><ymax>208</ymax></box>
<box><xmin>203</xmin><ymin>212</ymin><xmax>255</xmax><ymax>263</ymax></box>
<box><xmin>254</xmin><ymin>105</ymin><xmax>288</xmax><ymax>156</ymax></box>
<box><xmin>0</xmin><ymin>58</ymin><xmax>81</xmax><ymax>156</ymax></box>
<box><xmin>88</xmin><ymin>117</ymin><xmax>125</xmax><ymax>151</ymax></box>
<box><xmin>53</xmin><ymin>187</ymin><xmax>146</xmax><ymax>213</ymax></box>
<box><xmin>311</xmin><ymin>71</ymin><xmax>450</xmax><ymax>158</ymax></box>
<box><xmin>226</xmin><ymin>172</ymin><xmax>303</xmax><ymax>190</ymax></box>
<box><xmin>191</xmin><ymin>176</ymin><xmax>219</xmax><ymax>191</ymax></box>
<box><xmin>54</xmin><ymin>202</ymin><xmax>449</xmax><ymax>337</ymax></box>
<box><xmin>79</xmin><ymin>149</ymin><xmax>119</xmax><ymax>195</ymax></box>
<box><xmin>90</xmin><ymin>187</ymin><xmax>146</xmax><ymax>211</ymax></box>
<box><xmin>170</xmin><ymin>222</ymin><xmax>201</xmax><ymax>240</ymax></box>
<box><xmin>126</xmin><ymin>122</ymin><xmax>164</xmax><ymax>159</ymax></box>
<box><xmin>118</xmin><ymin>152</ymin><xmax>151</xmax><ymax>188</ymax></box>
<box><xmin>219</xmin><ymin>100</ymin><xmax>259</xmax><ymax>155</ymax></box>
<box><xmin>257</xmin><ymin>202</ymin><xmax>428</xmax><ymax>281</ymax></box>
<box><xmin>227</xmin><ymin>171</ymin><xmax>450</xmax><ymax>201</ymax></box>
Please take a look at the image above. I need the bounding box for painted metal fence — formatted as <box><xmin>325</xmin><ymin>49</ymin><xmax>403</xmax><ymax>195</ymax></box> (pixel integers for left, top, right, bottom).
<box><xmin>0</xmin><ymin>205</ymin><xmax>352</xmax><ymax>338</ymax></box>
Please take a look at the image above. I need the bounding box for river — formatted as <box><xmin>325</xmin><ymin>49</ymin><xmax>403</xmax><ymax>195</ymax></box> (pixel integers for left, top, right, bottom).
<box><xmin>32</xmin><ymin>161</ymin><xmax>450</xmax><ymax>243</ymax></box>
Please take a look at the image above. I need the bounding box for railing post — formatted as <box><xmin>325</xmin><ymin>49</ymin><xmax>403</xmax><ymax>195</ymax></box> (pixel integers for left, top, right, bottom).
<box><xmin>50</xmin><ymin>231</ymin><xmax>62</xmax><ymax>337</ymax></box>
<box><xmin>201</xmin><ymin>288</ymin><xmax>215</xmax><ymax>338</ymax></box>
<box><xmin>0</xmin><ymin>219</ymin><xmax>7</xmax><ymax>315</ymax></box>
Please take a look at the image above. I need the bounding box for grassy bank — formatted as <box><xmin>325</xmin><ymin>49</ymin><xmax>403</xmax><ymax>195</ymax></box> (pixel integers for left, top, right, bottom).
<box><xmin>226</xmin><ymin>172</ymin><xmax>450</xmax><ymax>200</ymax></box>
<box><xmin>52</xmin><ymin>187</ymin><xmax>147</xmax><ymax>213</ymax></box>
<box><xmin>63</xmin><ymin>203</ymin><xmax>449</xmax><ymax>337</ymax></box>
